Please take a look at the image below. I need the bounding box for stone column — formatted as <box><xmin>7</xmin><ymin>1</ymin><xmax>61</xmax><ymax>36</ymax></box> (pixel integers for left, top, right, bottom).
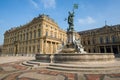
<box><xmin>111</xmin><ymin>46</ymin><xmax>113</xmax><ymax>53</ymax></box>
<box><xmin>104</xmin><ymin>46</ymin><xmax>106</xmax><ymax>53</ymax></box>
<box><xmin>117</xmin><ymin>45</ymin><xmax>120</xmax><ymax>53</ymax></box>
<box><xmin>97</xmin><ymin>47</ymin><xmax>100</xmax><ymax>53</ymax></box>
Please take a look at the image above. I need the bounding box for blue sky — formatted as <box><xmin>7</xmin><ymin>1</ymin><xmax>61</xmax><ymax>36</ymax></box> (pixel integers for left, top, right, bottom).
<box><xmin>0</xmin><ymin>0</ymin><xmax>120</xmax><ymax>45</ymax></box>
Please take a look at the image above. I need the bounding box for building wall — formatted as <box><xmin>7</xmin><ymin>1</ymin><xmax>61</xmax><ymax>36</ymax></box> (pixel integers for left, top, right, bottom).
<box><xmin>79</xmin><ymin>25</ymin><xmax>120</xmax><ymax>54</ymax></box>
<box><xmin>3</xmin><ymin>14</ymin><xmax>67</xmax><ymax>55</ymax></box>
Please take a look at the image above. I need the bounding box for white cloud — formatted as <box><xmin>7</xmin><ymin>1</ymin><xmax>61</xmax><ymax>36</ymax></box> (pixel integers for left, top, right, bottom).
<box><xmin>30</xmin><ymin>0</ymin><xmax>39</xmax><ymax>9</ymax></box>
<box><xmin>41</xmin><ymin>0</ymin><xmax>56</xmax><ymax>9</ymax></box>
<box><xmin>78</xmin><ymin>16</ymin><xmax>95</xmax><ymax>25</ymax></box>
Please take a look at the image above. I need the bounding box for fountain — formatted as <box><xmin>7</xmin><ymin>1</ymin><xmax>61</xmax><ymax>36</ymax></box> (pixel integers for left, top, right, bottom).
<box><xmin>22</xmin><ymin>4</ymin><xmax>120</xmax><ymax>74</ymax></box>
<box><xmin>35</xmin><ymin>4</ymin><xmax>115</xmax><ymax>64</ymax></box>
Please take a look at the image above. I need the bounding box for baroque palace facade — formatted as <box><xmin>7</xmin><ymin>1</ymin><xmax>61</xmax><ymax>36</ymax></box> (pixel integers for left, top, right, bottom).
<box><xmin>3</xmin><ymin>14</ymin><xmax>80</xmax><ymax>55</ymax></box>
<box><xmin>3</xmin><ymin>14</ymin><xmax>120</xmax><ymax>55</ymax></box>
<box><xmin>79</xmin><ymin>24</ymin><xmax>120</xmax><ymax>54</ymax></box>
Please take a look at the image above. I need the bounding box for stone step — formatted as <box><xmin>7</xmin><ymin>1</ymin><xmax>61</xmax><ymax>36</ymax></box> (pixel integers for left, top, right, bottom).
<box><xmin>22</xmin><ymin>61</ymin><xmax>34</xmax><ymax>67</ymax></box>
<box><xmin>22</xmin><ymin>61</ymin><xmax>50</xmax><ymax>68</ymax></box>
<box><xmin>49</xmin><ymin>63</ymin><xmax>120</xmax><ymax>69</ymax></box>
<box><xmin>47</xmin><ymin>66</ymin><xmax>120</xmax><ymax>73</ymax></box>
<box><xmin>27</xmin><ymin>61</ymin><xmax>50</xmax><ymax>66</ymax></box>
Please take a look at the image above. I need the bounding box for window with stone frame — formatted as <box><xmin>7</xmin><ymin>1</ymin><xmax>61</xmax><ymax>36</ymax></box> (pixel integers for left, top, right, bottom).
<box><xmin>30</xmin><ymin>32</ymin><xmax>32</xmax><ymax>39</ymax></box>
<box><xmin>29</xmin><ymin>46</ymin><xmax>31</xmax><ymax>52</ymax></box>
<box><xmin>112</xmin><ymin>35</ymin><xmax>116</xmax><ymax>43</ymax></box>
<box><xmin>99</xmin><ymin>37</ymin><xmax>103</xmax><ymax>44</ymax></box>
<box><xmin>34</xmin><ymin>30</ymin><xmax>36</xmax><ymax>38</ymax></box>
<box><xmin>106</xmin><ymin>36</ymin><xmax>110</xmax><ymax>43</ymax></box>
<box><xmin>38</xmin><ymin>29</ymin><xmax>41</xmax><ymax>37</ymax></box>
<box><xmin>26</xmin><ymin>33</ymin><xmax>28</xmax><ymax>40</ymax></box>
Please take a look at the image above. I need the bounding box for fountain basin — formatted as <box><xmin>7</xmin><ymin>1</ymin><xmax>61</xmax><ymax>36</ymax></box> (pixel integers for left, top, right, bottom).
<box><xmin>53</xmin><ymin>53</ymin><xmax>115</xmax><ymax>64</ymax></box>
<box><xmin>35</xmin><ymin>53</ymin><xmax>115</xmax><ymax>64</ymax></box>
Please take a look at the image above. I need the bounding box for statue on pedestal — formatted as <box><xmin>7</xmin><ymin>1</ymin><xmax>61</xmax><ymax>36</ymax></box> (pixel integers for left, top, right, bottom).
<box><xmin>67</xmin><ymin>4</ymin><xmax>78</xmax><ymax>31</ymax></box>
<box><xmin>68</xmin><ymin>11</ymin><xmax>74</xmax><ymax>31</ymax></box>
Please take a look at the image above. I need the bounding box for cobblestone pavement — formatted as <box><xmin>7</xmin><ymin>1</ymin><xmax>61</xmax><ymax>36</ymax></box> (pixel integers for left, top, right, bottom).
<box><xmin>0</xmin><ymin>56</ymin><xmax>120</xmax><ymax>80</ymax></box>
<box><xmin>0</xmin><ymin>61</ymin><xmax>120</xmax><ymax>80</ymax></box>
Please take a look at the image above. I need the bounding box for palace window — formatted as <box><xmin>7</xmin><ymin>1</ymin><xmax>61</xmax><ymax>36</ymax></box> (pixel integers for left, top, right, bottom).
<box><xmin>34</xmin><ymin>30</ymin><xmax>36</xmax><ymax>38</ymax></box>
<box><xmin>99</xmin><ymin>37</ymin><xmax>103</xmax><ymax>44</ymax></box>
<box><xmin>30</xmin><ymin>32</ymin><xmax>32</xmax><ymax>39</ymax></box>
<box><xmin>33</xmin><ymin>46</ymin><xmax>35</xmax><ymax>53</ymax></box>
<box><xmin>112</xmin><ymin>36</ymin><xmax>116</xmax><ymax>43</ymax></box>
<box><xmin>83</xmin><ymin>41</ymin><xmax>86</xmax><ymax>45</ymax></box>
<box><xmin>20</xmin><ymin>35</ymin><xmax>22</xmax><ymax>41</ymax></box>
<box><xmin>46</xmin><ymin>30</ymin><xmax>48</xmax><ymax>36</ymax></box>
<box><xmin>92</xmin><ymin>38</ymin><xmax>95</xmax><ymax>44</ymax></box>
<box><xmin>26</xmin><ymin>33</ymin><xmax>28</xmax><ymax>40</ymax></box>
<box><xmin>29</xmin><ymin>46</ymin><xmax>31</xmax><ymax>52</ymax></box>
<box><xmin>38</xmin><ymin>29</ymin><xmax>41</xmax><ymax>37</ymax></box>
<box><xmin>88</xmin><ymin>40</ymin><xmax>90</xmax><ymax>45</ymax></box>
<box><xmin>106</xmin><ymin>36</ymin><xmax>109</xmax><ymax>43</ymax></box>
<box><xmin>23</xmin><ymin>34</ymin><xmax>25</xmax><ymax>40</ymax></box>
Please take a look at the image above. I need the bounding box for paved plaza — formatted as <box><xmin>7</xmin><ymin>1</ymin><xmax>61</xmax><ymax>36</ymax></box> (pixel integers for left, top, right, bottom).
<box><xmin>0</xmin><ymin>56</ymin><xmax>120</xmax><ymax>80</ymax></box>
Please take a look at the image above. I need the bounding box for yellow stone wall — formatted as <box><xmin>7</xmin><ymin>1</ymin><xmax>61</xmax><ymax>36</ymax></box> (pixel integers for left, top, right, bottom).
<box><xmin>79</xmin><ymin>25</ymin><xmax>120</xmax><ymax>54</ymax></box>
<box><xmin>3</xmin><ymin>14</ymin><xmax>69</xmax><ymax>55</ymax></box>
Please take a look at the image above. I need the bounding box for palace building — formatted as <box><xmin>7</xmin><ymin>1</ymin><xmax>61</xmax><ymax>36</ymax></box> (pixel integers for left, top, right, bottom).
<box><xmin>79</xmin><ymin>24</ymin><xmax>120</xmax><ymax>54</ymax></box>
<box><xmin>3</xmin><ymin>14</ymin><xmax>80</xmax><ymax>55</ymax></box>
<box><xmin>3</xmin><ymin>14</ymin><xmax>120</xmax><ymax>55</ymax></box>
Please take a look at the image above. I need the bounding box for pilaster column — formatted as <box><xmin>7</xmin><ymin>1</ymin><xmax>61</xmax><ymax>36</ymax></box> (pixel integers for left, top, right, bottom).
<box><xmin>44</xmin><ymin>40</ymin><xmax>47</xmax><ymax>54</ymax></box>
<box><xmin>40</xmin><ymin>39</ymin><xmax>44</xmax><ymax>54</ymax></box>
<box><xmin>55</xmin><ymin>43</ymin><xmax>57</xmax><ymax>53</ymax></box>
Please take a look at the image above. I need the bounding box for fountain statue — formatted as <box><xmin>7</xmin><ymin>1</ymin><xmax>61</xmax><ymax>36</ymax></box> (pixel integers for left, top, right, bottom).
<box><xmin>59</xmin><ymin>4</ymin><xmax>86</xmax><ymax>54</ymax></box>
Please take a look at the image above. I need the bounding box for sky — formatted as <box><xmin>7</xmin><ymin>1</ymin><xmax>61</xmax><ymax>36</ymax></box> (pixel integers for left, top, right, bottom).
<box><xmin>0</xmin><ymin>0</ymin><xmax>120</xmax><ymax>45</ymax></box>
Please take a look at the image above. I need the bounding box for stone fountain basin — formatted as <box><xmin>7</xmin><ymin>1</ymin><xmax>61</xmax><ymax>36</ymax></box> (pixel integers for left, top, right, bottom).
<box><xmin>35</xmin><ymin>53</ymin><xmax>115</xmax><ymax>64</ymax></box>
<box><xmin>53</xmin><ymin>53</ymin><xmax>115</xmax><ymax>64</ymax></box>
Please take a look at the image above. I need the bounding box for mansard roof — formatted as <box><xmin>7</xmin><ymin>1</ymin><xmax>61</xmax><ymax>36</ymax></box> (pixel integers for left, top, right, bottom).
<box><xmin>79</xmin><ymin>24</ymin><xmax>120</xmax><ymax>35</ymax></box>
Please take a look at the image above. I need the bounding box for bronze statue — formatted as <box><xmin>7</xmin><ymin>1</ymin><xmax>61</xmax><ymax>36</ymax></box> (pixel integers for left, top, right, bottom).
<box><xmin>68</xmin><ymin>11</ymin><xmax>74</xmax><ymax>31</ymax></box>
<box><xmin>67</xmin><ymin>4</ymin><xmax>78</xmax><ymax>31</ymax></box>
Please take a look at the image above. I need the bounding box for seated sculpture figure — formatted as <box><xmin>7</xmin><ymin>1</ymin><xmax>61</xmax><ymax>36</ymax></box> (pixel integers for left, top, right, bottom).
<box><xmin>74</xmin><ymin>39</ymin><xmax>86</xmax><ymax>53</ymax></box>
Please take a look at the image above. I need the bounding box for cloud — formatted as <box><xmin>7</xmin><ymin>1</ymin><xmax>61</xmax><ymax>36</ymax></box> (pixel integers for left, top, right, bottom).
<box><xmin>40</xmin><ymin>0</ymin><xmax>56</xmax><ymax>9</ymax></box>
<box><xmin>30</xmin><ymin>0</ymin><xmax>39</xmax><ymax>9</ymax></box>
<box><xmin>78</xmin><ymin>16</ymin><xmax>95</xmax><ymax>25</ymax></box>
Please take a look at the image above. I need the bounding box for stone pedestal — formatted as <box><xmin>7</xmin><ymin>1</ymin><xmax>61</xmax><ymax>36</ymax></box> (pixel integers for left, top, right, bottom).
<box><xmin>67</xmin><ymin>31</ymin><xmax>75</xmax><ymax>48</ymax></box>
